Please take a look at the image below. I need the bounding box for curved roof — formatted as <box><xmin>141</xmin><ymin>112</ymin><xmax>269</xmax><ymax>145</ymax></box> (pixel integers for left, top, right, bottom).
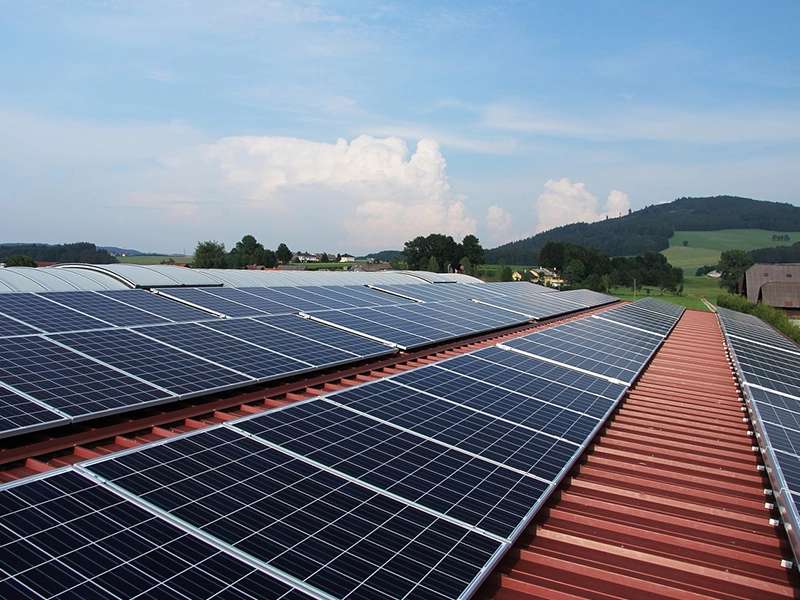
<box><xmin>0</xmin><ymin>266</ymin><xmax>127</xmax><ymax>292</ymax></box>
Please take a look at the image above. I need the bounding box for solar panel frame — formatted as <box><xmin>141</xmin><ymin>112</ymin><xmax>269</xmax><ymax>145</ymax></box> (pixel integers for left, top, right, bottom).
<box><xmin>0</xmin><ymin>293</ymin><xmax>113</xmax><ymax>334</ymax></box>
<box><xmin>0</xmin><ymin>384</ymin><xmax>69</xmax><ymax>439</ymax></box>
<box><xmin>39</xmin><ymin>290</ymin><xmax>175</xmax><ymax>327</ymax></box>
<box><xmin>304</xmin><ymin>309</ymin><xmax>436</xmax><ymax>350</ymax></box>
<box><xmin>97</xmin><ymin>288</ymin><xmax>219</xmax><ymax>322</ymax></box>
<box><xmin>0</xmin><ymin>313</ymin><xmax>41</xmax><ymax>338</ymax></box>
<box><xmin>156</xmin><ymin>287</ymin><xmax>271</xmax><ymax>318</ymax></box>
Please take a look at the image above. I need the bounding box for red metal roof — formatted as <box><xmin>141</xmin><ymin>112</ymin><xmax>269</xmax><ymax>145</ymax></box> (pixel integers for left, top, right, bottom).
<box><xmin>478</xmin><ymin>309</ymin><xmax>800</xmax><ymax>599</ymax></box>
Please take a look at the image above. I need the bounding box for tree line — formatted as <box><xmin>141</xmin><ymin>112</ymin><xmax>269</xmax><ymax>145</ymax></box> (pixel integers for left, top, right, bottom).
<box><xmin>402</xmin><ymin>234</ymin><xmax>485</xmax><ymax>275</ymax></box>
<box><xmin>0</xmin><ymin>242</ymin><xmax>117</xmax><ymax>265</ymax></box>
<box><xmin>535</xmin><ymin>240</ymin><xmax>684</xmax><ymax>294</ymax></box>
<box><xmin>193</xmin><ymin>236</ymin><xmax>294</xmax><ymax>269</ymax></box>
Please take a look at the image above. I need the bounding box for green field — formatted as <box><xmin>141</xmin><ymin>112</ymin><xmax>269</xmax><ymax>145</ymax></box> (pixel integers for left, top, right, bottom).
<box><xmin>663</xmin><ymin>229</ymin><xmax>795</xmax><ymax>276</ymax></box>
<box><xmin>118</xmin><ymin>255</ymin><xmax>191</xmax><ymax>265</ymax></box>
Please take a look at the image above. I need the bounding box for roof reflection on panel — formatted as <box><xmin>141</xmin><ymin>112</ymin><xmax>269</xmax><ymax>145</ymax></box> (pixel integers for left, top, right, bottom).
<box><xmin>0</xmin><ymin>384</ymin><xmax>68</xmax><ymax>439</ymax></box>
<box><xmin>0</xmin><ymin>469</ymin><xmax>311</xmax><ymax>600</ymax></box>
<box><xmin>51</xmin><ymin>328</ymin><xmax>253</xmax><ymax>398</ymax></box>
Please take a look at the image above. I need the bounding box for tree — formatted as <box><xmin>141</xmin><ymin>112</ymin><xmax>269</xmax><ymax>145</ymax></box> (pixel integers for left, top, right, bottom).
<box><xmin>403</xmin><ymin>234</ymin><xmax>460</xmax><ymax>271</ymax></box>
<box><xmin>320</xmin><ymin>253</ymin><xmax>329</xmax><ymax>263</ymax></box>
<box><xmin>717</xmin><ymin>249</ymin><xmax>754</xmax><ymax>293</ymax></box>
<box><xmin>276</xmin><ymin>243</ymin><xmax>292</xmax><ymax>264</ymax></box>
<box><xmin>460</xmin><ymin>235</ymin><xmax>484</xmax><ymax>273</ymax></box>
<box><xmin>229</xmin><ymin>234</ymin><xmax>274</xmax><ymax>268</ymax></box>
<box><xmin>3</xmin><ymin>254</ymin><xmax>37</xmax><ymax>267</ymax></box>
<box><xmin>193</xmin><ymin>241</ymin><xmax>227</xmax><ymax>268</ymax></box>
<box><xmin>426</xmin><ymin>256</ymin><xmax>439</xmax><ymax>272</ymax></box>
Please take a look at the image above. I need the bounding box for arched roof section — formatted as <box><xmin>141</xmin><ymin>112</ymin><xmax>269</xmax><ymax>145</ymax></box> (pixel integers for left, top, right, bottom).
<box><xmin>0</xmin><ymin>268</ymin><xmax>68</xmax><ymax>292</ymax></box>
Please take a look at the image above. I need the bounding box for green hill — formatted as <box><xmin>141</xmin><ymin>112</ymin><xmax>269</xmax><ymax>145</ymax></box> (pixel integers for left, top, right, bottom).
<box><xmin>486</xmin><ymin>196</ymin><xmax>800</xmax><ymax>264</ymax></box>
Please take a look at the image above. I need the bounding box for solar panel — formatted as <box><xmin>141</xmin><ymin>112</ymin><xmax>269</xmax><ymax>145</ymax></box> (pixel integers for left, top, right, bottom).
<box><xmin>472</xmin><ymin>292</ymin><xmax>586</xmax><ymax>320</ymax></box>
<box><xmin>234</xmin><ymin>399</ymin><xmax>550</xmax><ymax>539</ymax></box>
<box><xmin>199</xmin><ymin>287</ymin><xmax>298</xmax><ymax>315</ymax></box>
<box><xmin>52</xmin><ymin>328</ymin><xmax>253</xmax><ymax>398</ymax></box>
<box><xmin>84</xmin><ymin>426</ymin><xmax>505</xmax><ymax>600</ymax></box>
<box><xmin>728</xmin><ymin>337</ymin><xmax>800</xmax><ymax>400</ymax></box>
<box><xmin>0</xmin><ymin>469</ymin><xmax>311</xmax><ymax>600</ymax></box>
<box><xmin>40</xmin><ymin>290</ymin><xmax>174</xmax><ymax>327</ymax></box>
<box><xmin>439</xmin><ymin>346</ymin><xmax>627</xmax><ymax>418</ymax></box>
<box><xmin>134</xmin><ymin>323</ymin><xmax>315</xmax><ymax>382</ymax></box>
<box><xmin>244</xmin><ymin>287</ymin><xmax>342</xmax><ymax>312</ymax></box>
<box><xmin>632</xmin><ymin>296</ymin><xmax>687</xmax><ymax>318</ymax></box>
<box><xmin>327</xmin><ymin>379</ymin><xmax>580</xmax><ymax>482</ymax></box>
<box><xmin>594</xmin><ymin>303</ymin><xmax>681</xmax><ymax>336</ymax></box>
<box><xmin>499</xmin><ymin>317</ymin><xmax>661</xmax><ymax>384</ymax></box>
<box><xmin>0</xmin><ymin>336</ymin><xmax>176</xmax><ymax>419</ymax></box>
<box><xmin>305</xmin><ymin>309</ymin><xmax>436</xmax><ymax>349</ymax></box>
<box><xmin>157</xmin><ymin>287</ymin><xmax>270</xmax><ymax>317</ymax></box>
<box><xmin>0</xmin><ymin>313</ymin><xmax>40</xmax><ymax>338</ymax></box>
<box><xmin>0</xmin><ymin>384</ymin><xmax>68</xmax><ymax>438</ymax></box>
<box><xmin>250</xmin><ymin>314</ymin><xmax>396</xmax><ymax>360</ymax></box>
<box><xmin>388</xmin><ymin>360</ymin><xmax>613</xmax><ymax>440</ymax></box>
<box><xmin>557</xmin><ymin>289</ymin><xmax>618</xmax><ymax>308</ymax></box>
<box><xmin>98</xmin><ymin>289</ymin><xmax>218</xmax><ymax>322</ymax></box>
<box><xmin>0</xmin><ymin>293</ymin><xmax>111</xmax><ymax>333</ymax></box>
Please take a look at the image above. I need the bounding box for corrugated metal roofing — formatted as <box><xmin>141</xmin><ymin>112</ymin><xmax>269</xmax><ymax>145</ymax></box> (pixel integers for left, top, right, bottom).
<box><xmin>478</xmin><ymin>309</ymin><xmax>800</xmax><ymax>599</ymax></box>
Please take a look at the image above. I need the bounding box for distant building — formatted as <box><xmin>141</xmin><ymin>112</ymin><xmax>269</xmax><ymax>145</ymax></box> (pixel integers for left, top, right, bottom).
<box><xmin>339</xmin><ymin>254</ymin><xmax>355</xmax><ymax>263</ymax></box>
<box><xmin>740</xmin><ymin>264</ymin><xmax>800</xmax><ymax>317</ymax></box>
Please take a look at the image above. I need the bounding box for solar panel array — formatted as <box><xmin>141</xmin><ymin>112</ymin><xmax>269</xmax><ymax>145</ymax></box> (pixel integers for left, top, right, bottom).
<box><xmin>0</xmin><ymin>297</ymin><xmax>684</xmax><ymax>599</ymax></box>
<box><xmin>498</xmin><ymin>300</ymin><xmax>683</xmax><ymax>385</ymax></box>
<box><xmin>0</xmin><ymin>281</ymin><xmax>616</xmax><ymax>439</ymax></box>
<box><xmin>717</xmin><ymin>307</ymin><xmax>800</xmax><ymax>563</ymax></box>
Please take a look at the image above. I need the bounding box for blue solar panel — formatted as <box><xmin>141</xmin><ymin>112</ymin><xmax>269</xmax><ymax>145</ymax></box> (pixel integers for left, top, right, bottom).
<box><xmin>40</xmin><ymin>290</ymin><xmax>174</xmax><ymax>327</ymax></box>
<box><xmin>0</xmin><ymin>336</ymin><xmax>176</xmax><ymax>419</ymax></box>
<box><xmin>199</xmin><ymin>287</ymin><xmax>297</xmax><ymax>315</ymax></box>
<box><xmin>307</xmin><ymin>310</ymin><xmax>435</xmax><ymax>349</ymax></box>
<box><xmin>0</xmin><ymin>293</ymin><xmax>111</xmax><ymax>333</ymax></box>
<box><xmin>0</xmin><ymin>385</ymin><xmax>68</xmax><ymax>438</ymax></box>
<box><xmin>327</xmin><ymin>379</ymin><xmax>580</xmax><ymax>482</ymax></box>
<box><xmin>472</xmin><ymin>292</ymin><xmax>586</xmax><ymax>320</ymax></box>
<box><xmin>84</xmin><ymin>426</ymin><xmax>505</xmax><ymax>600</ymax></box>
<box><xmin>729</xmin><ymin>338</ymin><xmax>800</xmax><ymax>400</ymax></box>
<box><xmin>500</xmin><ymin>317</ymin><xmax>661</xmax><ymax>384</ymax></box>
<box><xmin>594</xmin><ymin>303</ymin><xmax>680</xmax><ymax>336</ymax></box>
<box><xmin>52</xmin><ymin>329</ymin><xmax>253</xmax><ymax>398</ymax></box>
<box><xmin>250</xmin><ymin>314</ymin><xmax>396</xmax><ymax>360</ymax></box>
<box><xmin>244</xmin><ymin>287</ymin><xmax>342</xmax><ymax>312</ymax></box>
<box><xmin>0</xmin><ymin>470</ymin><xmax>311</xmax><ymax>600</ymax></box>
<box><xmin>135</xmin><ymin>323</ymin><xmax>314</xmax><ymax>382</ymax></box>
<box><xmin>438</xmin><ymin>347</ymin><xmax>627</xmax><ymax>418</ymax></box>
<box><xmin>0</xmin><ymin>313</ymin><xmax>40</xmax><ymax>338</ymax></box>
<box><xmin>98</xmin><ymin>289</ymin><xmax>217</xmax><ymax>322</ymax></box>
<box><xmin>235</xmin><ymin>400</ymin><xmax>550</xmax><ymax>539</ymax></box>
<box><xmin>157</xmin><ymin>288</ymin><xmax>270</xmax><ymax>317</ymax></box>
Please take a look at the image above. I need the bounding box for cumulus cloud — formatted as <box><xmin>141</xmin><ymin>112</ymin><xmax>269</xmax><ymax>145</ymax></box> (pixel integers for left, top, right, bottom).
<box><xmin>535</xmin><ymin>178</ymin><xmax>630</xmax><ymax>233</ymax></box>
<box><xmin>204</xmin><ymin>134</ymin><xmax>475</xmax><ymax>250</ymax></box>
<box><xmin>486</xmin><ymin>205</ymin><xmax>513</xmax><ymax>245</ymax></box>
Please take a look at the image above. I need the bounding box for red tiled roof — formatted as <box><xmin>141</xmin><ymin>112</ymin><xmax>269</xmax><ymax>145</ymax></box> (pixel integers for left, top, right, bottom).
<box><xmin>479</xmin><ymin>310</ymin><xmax>800</xmax><ymax>599</ymax></box>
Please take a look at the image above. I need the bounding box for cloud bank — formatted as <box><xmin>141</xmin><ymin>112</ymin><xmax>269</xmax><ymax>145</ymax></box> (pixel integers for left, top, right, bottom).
<box><xmin>535</xmin><ymin>178</ymin><xmax>630</xmax><ymax>233</ymax></box>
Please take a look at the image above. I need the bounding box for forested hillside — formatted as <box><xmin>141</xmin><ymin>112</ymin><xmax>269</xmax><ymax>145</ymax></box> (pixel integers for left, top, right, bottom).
<box><xmin>486</xmin><ymin>196</ymin><xmax>800</xmax><ymax>264</ymax></box>
<box><xmin>0</xmin><ymin>242</ymin><xmax>117</xmax><ymax>264</ymax></box>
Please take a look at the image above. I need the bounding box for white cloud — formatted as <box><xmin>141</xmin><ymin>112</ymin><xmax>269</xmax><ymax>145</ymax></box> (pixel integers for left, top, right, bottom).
<box><xmin>486</xmin><ymin>205</ymin><xmax>513</xmax><ymax>245</ymax></box>
<box><xmin>204</xmin><ymin>135</ymin><xmax>476</xmax><ymax>250</ymax></box>
<box><xmin>535</xmin><ymin>179</ymin><xmax>630</xmax><ymax>233</ymax></box>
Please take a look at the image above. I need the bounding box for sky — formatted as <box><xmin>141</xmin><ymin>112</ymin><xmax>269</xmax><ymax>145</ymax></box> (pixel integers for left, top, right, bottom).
<box><xmin>1</xmin><ymin>1</ymin><xmax>798</xmax><ymax>256</ymax></box>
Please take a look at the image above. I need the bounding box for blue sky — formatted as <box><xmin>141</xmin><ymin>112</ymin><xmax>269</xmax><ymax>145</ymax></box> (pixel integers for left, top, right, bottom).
<box><xmin>1</xmin><ymin>1</ymin><xmax>798</xmax><ymax>255</ymax></box>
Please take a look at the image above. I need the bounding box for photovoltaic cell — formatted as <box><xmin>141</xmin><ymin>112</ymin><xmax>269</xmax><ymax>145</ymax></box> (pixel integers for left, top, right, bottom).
<box><xmin>594</xmin><ymin>303</ymin><xmax>680</xmax><ymax>336</ymax></box>
<box><xmin>85</xmin><ymin>426</ymin><xmax>504</xmax><ymax>600</ymax></box>
<box><xmin>234</xmin><ymin>400</ymin><xmax>550</xmax><ymax>539</ymax></box>
<box><xmin>729</xmin><ymin>338</ymin><xmax>800</xmax><ymax>400</ymax></box>
<box><xmin>0</xmin><ymin>385</ymin><xmax>68</xmax><ymax>438</ymax></box>
<box><xmin>437</xmin><ymin>347</ymin><xmax>626</xmax><ymax>418</ymax></box>
<box><xmin>199</xmin><ymin>287</ymin><xmax>298</xmax><ymax>315</ymax></box>
<box><xmin>98</xmin><ymin>289</ymin><xmax>217</xmax><ymax>322</ymax></box>
<box><xmin>244</xmin><ymin>287</ymin><xmax>343</xmax><ymax>312</ymax></box>
<box><xmin>0</xmin><ymin>469</ymin><xmax>310</xmax><ymax>600</ymax></box>
<box><xmin>0</xmin><ymin>313</ymin><xmax>40</xmax><ymax>338</ymax></box>
<box><xmin>0</xmin><ymin>336</ymin><xmax>176</xmax><ymax>418</ymax></box>
<box><xmin>52</xmin><ymin>328</ymin><xmax>253</xmax><ymax>398</ymax></box>
<box><xmin>327</xmin><ymin>379</ymin><xmax>580</xmax><ymax>482</ymax></box>
<box><xmin>158</xmin><ymin>287</ymin><xmax>270</xmax><ymax>317</ymax></box>
<box><xmin>306</xmin><ymin>310</ymin><xmax>434</xmax><ymax>349</ymax></box>
<box><xmin>135</xmin><ymin>322</ymin><xmax>314</xmax><ymax>382</ymax></box>
<box><xmin>40</xmin><ymin>290</ymin><xmax>174</xmax><ymax>327</ymax></box>
<box><xmin>388</xmin><ymin>363</ymin><xmax>604</xmax><ymax>443</ymax></box>
<box><xmin>472</xmin><ymin>292</ymin><xmax>586</xmax><ymax>320</ymax></box>
<box><xmin>0</xmin><ymin>292</ymin><xmax>111</xmax><ymax>333</ymax></box>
